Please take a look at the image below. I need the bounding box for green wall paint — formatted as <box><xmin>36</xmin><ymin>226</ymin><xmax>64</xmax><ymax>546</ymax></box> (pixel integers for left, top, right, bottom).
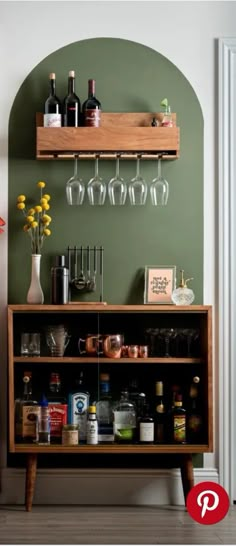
<box><xmin>8</xmin><ymin>37</ymin><xmax>203</xmax><ymax>305</ymax></box>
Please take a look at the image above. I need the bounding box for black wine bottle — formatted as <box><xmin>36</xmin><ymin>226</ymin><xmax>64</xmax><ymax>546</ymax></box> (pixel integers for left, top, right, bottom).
<box><xmin>82</xmin><ymin>79</ymin><xmax>101</xmax><ymax>127</ymax></box>
<box><xmin>63</xmin><ymin>70</ymin><xmax>81</xmax><ymax>127</ymax></box>
<box><xmin>44</xmin><ymin>72</ymin><xmax>61</xmax><ymax>127</ymax></box>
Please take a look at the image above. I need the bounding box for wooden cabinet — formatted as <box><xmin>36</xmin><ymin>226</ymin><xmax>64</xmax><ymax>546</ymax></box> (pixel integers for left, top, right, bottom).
<box><xmin>8</xmin><ymin>304</ymin><xmax>212</xmax><ymax>510</ymax></box>
<box><xmin>36</xmin><ymin>112</ymin><xmax>180</xmax><ymax>160</ymax></box>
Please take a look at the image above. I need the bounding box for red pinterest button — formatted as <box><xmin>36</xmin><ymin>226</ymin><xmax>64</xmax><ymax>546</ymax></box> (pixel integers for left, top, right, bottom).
<box><xmin>186</xmin><ymin>481</ymin><xmax>230</xmax><ymax>525</ymax></box>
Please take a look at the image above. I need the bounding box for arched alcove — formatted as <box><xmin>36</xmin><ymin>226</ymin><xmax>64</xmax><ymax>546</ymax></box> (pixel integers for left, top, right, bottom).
<box><xmin>8</xmin><ymin>37</ymin><xmax>203</xmax><ymax>306</ymax></box>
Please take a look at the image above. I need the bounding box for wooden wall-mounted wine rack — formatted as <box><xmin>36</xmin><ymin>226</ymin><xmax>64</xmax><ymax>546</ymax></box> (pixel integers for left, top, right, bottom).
<box><xmin>36</xmin><ymin>112</ymin><xmax>180</xmax><ymax>160</ymax></box>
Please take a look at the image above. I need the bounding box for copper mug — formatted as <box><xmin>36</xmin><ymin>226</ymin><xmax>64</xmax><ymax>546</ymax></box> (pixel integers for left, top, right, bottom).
<box><xmin>78</xmin><ymin>334</ymin><xmax>102</xmax><ymax>356</ymax></box>
<box><xmin>103</xmin><ymin>334</ymin><xmax>124</xmax><ymax>358</ymax></box>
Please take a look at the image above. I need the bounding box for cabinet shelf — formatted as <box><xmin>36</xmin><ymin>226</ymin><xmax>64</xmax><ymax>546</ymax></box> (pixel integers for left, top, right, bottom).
<box><xmin>13</xmin><ymin>357</ymin><xmax>203</xmax><ymax>364</ymax></box>
<box><xmin>36</xmin><ymin>112</ymin><xmax>180</xmax><ymax>160</ymax></box>
<box><xmin>13</xmin><ymin>443</ymin><xmax>210</xmax><ymax>454</ymax></box>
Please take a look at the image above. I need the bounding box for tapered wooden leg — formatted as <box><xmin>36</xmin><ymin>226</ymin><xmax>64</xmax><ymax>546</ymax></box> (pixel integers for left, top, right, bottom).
<box><xmin>25</xmin><ymin>454</ymin><xmax>37</xmax><ymax>512</ymax></box>
<box><xmin>180</xmin><ymin>453</ymin><xmax>194</xmax><ymax>505</ymax></box>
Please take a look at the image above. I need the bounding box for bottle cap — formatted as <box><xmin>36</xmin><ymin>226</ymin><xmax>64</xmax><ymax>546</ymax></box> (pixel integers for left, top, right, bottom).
<box><xmin>40</xmin><ymin>395</ymin><xmax>48</xmax><ymax>407</ymax></box>
<box><xmin>49</xmin><ymin>73</ymin><xmax>56</xmax><ymax>80</ymax></box>
<box><xmin>69</xmin><ymin>70</ymin><xmax>75</xmax><ymax>78</ymax></box>
<box><xmin>89</xmin><ymin>405</ymin><xmax>96</xmax><ymax>413</ymax></box>
<box><xmin>155</xmin><ymin>381</ymin><xmax>163</xmax><ymax>396</ymax></box>
<box><xmin>100</xmin><ymin>373</ymin><xmax>110</xmax><ymax>381</ymax></box>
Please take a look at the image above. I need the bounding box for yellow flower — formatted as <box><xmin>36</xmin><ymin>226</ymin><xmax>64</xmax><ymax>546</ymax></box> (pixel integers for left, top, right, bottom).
<box><xmin>43</xmin><ymin>194</ymin><xmax>51</xmax><ymax>201</ymax></box>
<box><xmin>40</xmin><ymin>198</ymin><xmax>48</xmax><ymax>205</ymax></box>
<box><xmin>23</xmin><ymin>225</ymin><xmax>30</xmax><ymax>232</ymax></box>
<box><xmin>34</xmin><ymin>205</ymin><xmax>42</xmax><ymax>213</ymax></box>
<box><xmin>28</xmin><ymin>208</ymin><xmax>35</xmax><ymax>215</ymax></box>
<box><xmin>17</xmin><ymin>202</ymin><xmax>25</xmax><ymax>210</ymax></box>
<box><xmin>17</xmin><ymin>195</ymin><xmax>26</xmax><ymax>202</ymax></box>
<box><xmin>42</xmin><ymin>203</ymin><xmax>50</xmax><ymax>211</ymax></box>
<box><xmin>43</xmin><ymin>228</ymin><xmax>51</xmax><ymax>236</ymax></box>
<box><xmin>26</xmin><ymin>215</ymin><xmax>34</xmax><ymax>223</ymax></box>
<box><xmin>31</xmin><ymin>221</ymin><xmax>38</xmax><ymax>228</ymax></box>
<box><xmin>42</xmin><ymin>215</ymin><xmax>52</xmax><ymax>224</ymax></box>
<box><xmin>37</xmin><ymin>181</ymin><xmax>46</xmax><ymax>188</ymax></box>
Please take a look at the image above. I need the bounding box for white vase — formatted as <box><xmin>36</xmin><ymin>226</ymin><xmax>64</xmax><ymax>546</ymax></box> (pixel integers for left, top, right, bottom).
<box><xmin>27</xmin><ymin>254</ymin><xmax>44</xmax><ymax>304</ymax></box>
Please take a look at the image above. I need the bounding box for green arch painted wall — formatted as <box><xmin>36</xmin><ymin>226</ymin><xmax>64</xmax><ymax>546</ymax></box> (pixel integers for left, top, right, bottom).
<box><xmin>8</xmin><ymin>37</ymin><xmax>203</xmax><ymax>305</ymax></box>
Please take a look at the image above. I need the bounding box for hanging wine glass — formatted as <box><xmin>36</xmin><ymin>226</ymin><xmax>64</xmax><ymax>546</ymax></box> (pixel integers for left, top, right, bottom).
<box><xmin>66</xmin><ymin>155</ymin><xmax>85</xmax><ymax>205</ymax></box>
<box><xmin>87</xmin><ymin>155</ymin><xmax>106</xmax><ymax>205</ymax></box>
<box><xmin>150</xmin><ymin>158</ymin><xmax>169</xmax><ymax>206</ymax></box>
<box><xmin>108</xmin><ymin>155</ymin><xmax>127</xmax><ymax>205</ymax></box>
<box><xmin>128</xmin><ymin>156</ymin><xmax>147</xmax><ymax>206</ymax></box>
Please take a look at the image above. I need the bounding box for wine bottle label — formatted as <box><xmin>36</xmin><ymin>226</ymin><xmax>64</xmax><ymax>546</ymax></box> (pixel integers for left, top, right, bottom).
<box><xmin>173</xmin><ymin>415</ymin><xmax>186</xmax><ymax>443</ymax></box>
<box><xmin>84</xmin><ymin>109</ymin><xmax>101</xmax><ymax>127</ymax></box>
<box><xmin>44</xmin><ymin>114</ymin><xmax>61</xmax><ymax>127</ymax></box>
<box><xmin>139</xmin><ymin>422</ymin><xmax>154</xmax><ymax>442</ymax></box>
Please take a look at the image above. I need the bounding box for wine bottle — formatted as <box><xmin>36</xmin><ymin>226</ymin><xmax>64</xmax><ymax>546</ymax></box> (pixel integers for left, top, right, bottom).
<box><xmin>44</xmin><ymin>73</ymin><xmax>62</xmax><ymax>127</ymax></box>
<box><xmin>63</xmin><ymin>70</ymin><xmax>81</xmax><ymax>127</ymax></box>
<box><xmin>82</xmin><ymin>79</ymin><xmax>101</xmax><ymax>127</ymax></box>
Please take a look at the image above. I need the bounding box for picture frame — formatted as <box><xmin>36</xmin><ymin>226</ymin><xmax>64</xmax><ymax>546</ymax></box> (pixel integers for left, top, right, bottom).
<box><xmin>144</xmin><ymin>265</ymin><xmax>176</xmax><ymax>305</ymax></box>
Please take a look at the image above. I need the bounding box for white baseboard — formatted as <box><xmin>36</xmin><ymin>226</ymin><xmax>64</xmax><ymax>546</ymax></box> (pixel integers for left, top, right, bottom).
<box><xmin>0</xmin><ymin>467</ymin><xmax>219</xmax><ymax>506</ymax></box>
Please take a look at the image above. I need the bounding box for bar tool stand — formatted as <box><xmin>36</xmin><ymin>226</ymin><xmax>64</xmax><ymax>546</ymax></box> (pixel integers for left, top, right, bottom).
<box><xmin>67</xmin><ymin>245</ymin><xmax>104</xmax><ymax>303</ymax></box>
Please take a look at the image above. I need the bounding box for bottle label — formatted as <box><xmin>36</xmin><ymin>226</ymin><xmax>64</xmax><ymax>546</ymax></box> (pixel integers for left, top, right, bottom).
<box><xmin>84</xmin><ymin>109</ymin><xmax>101</xmax><ymax>127</ymax></box>
<box><xmin>49</xmin><ymin>404</ymin><xmax>68</xmax><ymax>437</ymax></box>
<box><xmin>140</xmin><ymin>422</ymin><xmax>154</xmax><ymax>442</ymax></box>
<box><xmin>174</xmin><ymin>415</ymin><xmax>186</xmax><ymax>443</ymax></box>
<box><xmin>44</xmin><ymin>113</ymin><xmax>61</xmax><ymax>127</ymax></box>
<box><xmin>188</xmin><ymin>414</ymin><xmax>202</xmax><ymax>433</ymax></box>
<box><xmin>87</xmin><ymin>420</ymin><xmax>98</xmax><ymax>444</ymax></box>
<box><xmin>22</xmin><ymin>406</ymin><xmax>40</xmax><ymax>439</ymax></box>
<box><xmin>69</xmin><ymin>393</ymin><xmax>89</xmax><ymax>441</ymax></box>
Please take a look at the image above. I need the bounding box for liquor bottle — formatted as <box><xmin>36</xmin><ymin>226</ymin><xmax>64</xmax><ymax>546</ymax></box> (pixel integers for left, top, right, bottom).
<box><xmin>139</xmin><ymin>403</ymin><xmax>154</xmax><ymax>444</ymax></box>
<box><xmin>15</xmin><ymin>371</ymin><xmax>39</xmax><ymax>443</ymax></box>
<box><xmin>68</xmin><ymin>371</ymin><xmax>90</xmax><ymax>442</ymax></box>
<box><xmin>63</xmin><ymin>70</ymin><xmax>81</xmax><ymax>127</ymax></box>
<box><xmin>187</xmin><ymin>376</ymin><xmax>202</xmax><ymax>443</ymax></box>
<box><xmin>96</xmin><ymin>373</ymin><xmax>114</xmax><ymax>442</ymax></box>
<box><xmin>48</xmin><ymin>372</ymin><xmax>68</xmax><ymax>443</ymax></box>
<box><xmin>154</xmin><ymin>381</ymin><xmax>165</xmax><ymax>443</ymax></box>
<box><xmin>44</xmin><ymin>72</ymin><xmax>62</xmax><ymax>127</ymax></box>
<box><xmin>172</xmin><ymin>394</ymin><xmax>186</xmax><ymax>444</ymax></box>
<box><xmin>37</xmin><ymin>395</ymin><xmax>50</xmax><ymax>444</ymax></box>
<box><xmin>82</xmin><ymin>79</ymin><xmax>101</xmax><ymax>127</ymax></box>
<box><xmin>113</xmin><ymin>390</ymin><xmax>136</xmax><ymax>443</ymax></box>
<box><xmin>86</xmin><ymin>405</ymin><xmax>98</xmax><ymax>445</ymax></box>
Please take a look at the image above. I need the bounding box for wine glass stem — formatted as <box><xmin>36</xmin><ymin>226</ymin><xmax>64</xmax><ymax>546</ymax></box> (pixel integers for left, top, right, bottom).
<box><xmin>157</xmin><ymin>158</ymin><xmax>161</xmax><ymax>178</ymax></box>
<box><xmin>95</xmin><ymin>157</ymin><xmax>99</xmax><ymax>177</ymax></box>
<box><xmin>115</xmin><ymin>157</ymin><xmax>120</xmax><ymax>178</ymax></box>
<box><xmin>136</xmin><ymin>157</ymin><xmax>140</xmax><ymax>178</ymax></box>
<box><xmin>74</xmin><ymin>158</ymin><xmax>78</xmax><ymax>178</ymax></box>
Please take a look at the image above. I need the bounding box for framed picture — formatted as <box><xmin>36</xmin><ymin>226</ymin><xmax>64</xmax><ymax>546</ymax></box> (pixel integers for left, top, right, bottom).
<box><xmin>144</xmin><ymin>265</ymin><xmax>176</xmax><ymax>304</ymax></box>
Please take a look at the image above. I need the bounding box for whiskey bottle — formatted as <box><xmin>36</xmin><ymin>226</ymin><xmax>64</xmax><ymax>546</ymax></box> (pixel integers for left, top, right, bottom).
<box><xmin>48</xmin><ymin>372</ymin><xmax>68</xmax><ymax>444</ymax></box>
<box><xmin>154</xmin><ymin>381</ymin><xmax>165</xmax><ymax>443</ymax></box>
<box><xmin>172</xmin><ymin>394</ymin><xmax>186</xmax><ymax>444</ymax></box>
<box><xmin>15</xmin><ymin>371</ymin><xmax>39</xmax><ymax>443</ymax></box>
<box><xmin>187</xmin><ymin>376</ymin><xmax>202</xmax><ymax>443</ymax></box>
<box><xmin>68</xmin><ymin>371</ymin><xmax>90</xmax><ymax>442</ymax></box>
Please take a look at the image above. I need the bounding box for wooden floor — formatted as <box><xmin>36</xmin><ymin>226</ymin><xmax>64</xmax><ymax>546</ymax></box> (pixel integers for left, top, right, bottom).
<box><xmin>0</xmin><ymin>505</ymin><xmax>236</xmax><ymax>544</ymax></box>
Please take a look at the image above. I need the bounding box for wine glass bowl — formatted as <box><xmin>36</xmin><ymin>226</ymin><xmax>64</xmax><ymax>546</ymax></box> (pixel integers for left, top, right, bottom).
<box><xmin>108</xmin><ymin>156</ymin><xmax>127</xmax><ymax>205</ymax></box>
<box><xmin>150</xmin><ymin>158</ymin><xmax>169</xmax><ymax>206</ymax></box>
<box><xmin>87</xmin><ymin>156</ymin><xmax>106</xmax><ymax>205</ymax></box>
<box><xmin>66</xmin><ymin>156</ymin><xmax>85</xmax><ymax>205</ymax></box>
<box><xmin>128</xmin><ymin>157</ymin><xmax>148</xmax><ymax>206</ymax></box>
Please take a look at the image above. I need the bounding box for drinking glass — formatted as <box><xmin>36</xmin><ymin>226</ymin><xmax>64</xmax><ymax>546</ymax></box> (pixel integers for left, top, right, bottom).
<box><xmin>128</xmin><ymin>157</ymin><xmax>147</xmax><ymax>205</ymax></box>
<box><xmin>150</xmin><ymin>158</ymin><xmax>169</xmax><ymax>206</ymax></box>
<box><xmin>108</xmin><ymin>156</ymin><xmax>127</xmax><ymax>205</ymax></box>
<box><xmin>66</xmin><ymin>156</ymin><xmax>85</xmax><ymax>205</ymax></box>
<box><xmin>87</xmin><ymin>156</ymin><xmax>106</xmax><ymax>205</ymax></box>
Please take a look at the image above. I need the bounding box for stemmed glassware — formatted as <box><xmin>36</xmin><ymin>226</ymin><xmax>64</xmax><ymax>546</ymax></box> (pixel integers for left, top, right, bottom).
<box><xmin>108</xmin><ymin>155</ymin><xmax>127</xmax><ymax>205</ymax></box>
<box><xmin>87</xmin><ymin>155</ymin><xmax>106</xmax><ymax>205</ymax></box>
<box><xmin>150</xmin><ymin>158</ymin><xmax>169</xmax><ymax>206</ymax></box>
<box><xmin>66</xmin><ymin>155</ymin><xmax>85</xmax><ymax>205</ymax></box>
<box><xmin>128</xmin><ymin>156</ymin><xmax>148</xmax><ymax>206</ymax></box>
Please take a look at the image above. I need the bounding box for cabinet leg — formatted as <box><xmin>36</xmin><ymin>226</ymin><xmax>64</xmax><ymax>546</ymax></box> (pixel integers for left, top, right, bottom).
<box><xmin>180</xmin><ymin>454</ymin><xmax>194</xmax><ymax>505</ymax></box>
<box><xmin>25</xmin><ymin>454</ymin><xmax>37</xmax><ymax>512</ymax></box>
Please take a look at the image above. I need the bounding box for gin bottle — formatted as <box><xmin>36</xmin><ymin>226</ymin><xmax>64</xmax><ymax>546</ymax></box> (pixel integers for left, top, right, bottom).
<box><xmin>113</xmin><ymin>390</ymin><xmax>136</xmax><ymax>443</ymax></box>
<box><xmin>96</xmin><ymin>373</ymin><xmax>114</xmax><ymax>442</ymax></box>
<box><xmin>68</xmin><ymin>371</ymin><xmax>90</xmax><ymax>442</ymax></box>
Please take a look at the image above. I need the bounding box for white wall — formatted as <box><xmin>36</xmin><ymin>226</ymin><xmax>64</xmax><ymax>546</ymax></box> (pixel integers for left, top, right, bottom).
<box><xmin>0</xmin><ymin>0</ymin><xmax>235</xmax><ymax>505</ymax></box>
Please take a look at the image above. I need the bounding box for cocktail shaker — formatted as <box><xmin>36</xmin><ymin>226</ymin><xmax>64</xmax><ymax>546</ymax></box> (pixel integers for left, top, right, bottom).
<box><xmin>51</xmin><ymin>255</ymin><xmax>69</xmax><ymax>304</ymax></box>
